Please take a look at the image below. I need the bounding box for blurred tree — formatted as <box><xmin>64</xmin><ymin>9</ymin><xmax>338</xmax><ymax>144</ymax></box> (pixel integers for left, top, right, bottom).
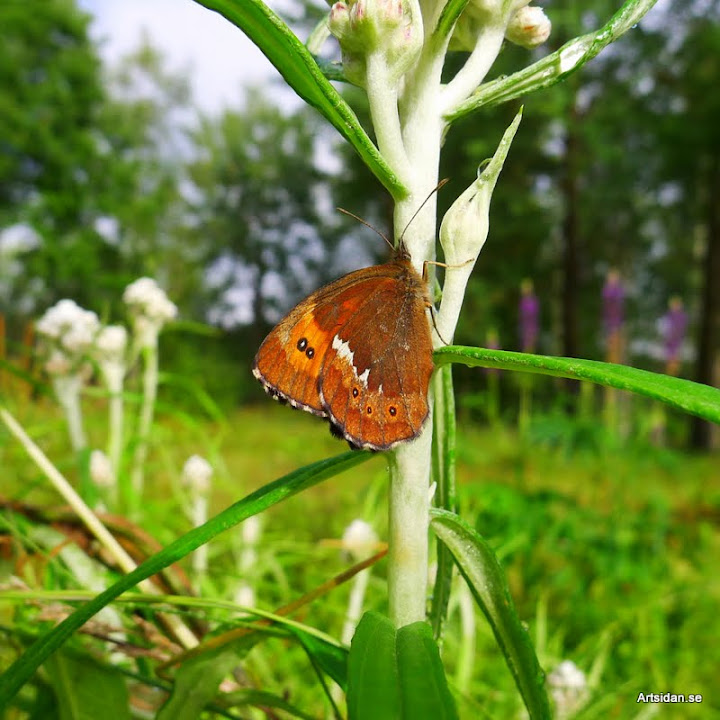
<box><xmin>92</xmin><ymin>37</ymin><xmax>196</xmax><ymax>304</ymax></box>
<box><xmin>0</xmin><ymin>0</ymin><xmax>108</xmax><ymax>317</ymax></box>
<box><xmin>0</xmin><ymin>5</ymin><xmax>195</xmax><ymax>321</ymax></box>
<box><xmin>187</xmin><ymin>89</ymin><xmax>366</xmax><ymax>344</ymax></box>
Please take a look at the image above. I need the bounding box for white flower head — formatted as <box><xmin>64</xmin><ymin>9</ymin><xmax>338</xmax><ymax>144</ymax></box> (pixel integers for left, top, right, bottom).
<box><xmin>124</xmin><ymin>278</ymin><xmax>177</xmax><ymax>348</ymax></box>
<box><xmin>342</xmin><ymin>519</ymin><xmax>379</xmax><ymax>561</ymax></box>
<box><xmin>90</xmin><ymin>450</ymin><xmax>115</xmax><ymax>487</ymax></box>
<box><xmin>123</xmin><ymin>277</ymin><xmax>177</xmax><ymax>322</ymax></box>
<box><xmin>548</xmin><ymin>660</ymin><xmax>589</xmax><ymax>718</ymax></box>
<box><xmin>182</xmin><ymin>455</ymin><xmax>213</xmax><ymax>493</ymax></box>
<box><xmin>36</xmin><ymin>300</ymin><xmax>100</xmax><ymax>349</ymax></box>
<box><xmin>96</xmin><ymin>325</ymin><xmax>128</xmax><ymax>358</ymax></box>
<box><xmin>37</xmin><ymin>300</ymin><xmax>100</xmax><ymax>376</ymax></box>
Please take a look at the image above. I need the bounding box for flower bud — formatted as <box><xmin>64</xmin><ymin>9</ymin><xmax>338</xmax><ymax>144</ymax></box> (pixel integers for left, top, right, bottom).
<box><xmin>124</xmin><ymin>277</ymin><xmax>177</xmax><ymax>348</ymax></box>
<box><xmin>182</xmin><ymin>454</ymin><xmax>213</xmax><ymax>494</ymax></box>
<box><xmin>96</xmin><ymin>325</ymin><xmax>128</xmax><ymax>361</ymax></box>
<box><xmin>440</xmin><ymin>110</ymin><xmax>522</xmax><ymax>265</ymax></box>
<box><xmin>90</xmin><ymin>450</ymin><xmax>115</xmax><ymax>488</ymax></box>
<box><xmin>342</xmin><ymin>519</ymin><xmax>378</xmax><ymax>561</ymax></box>
<box><xmin>328</xmin><ymin>0</ymin><xmax>421</xmax><ymax>85</ymax></box>
<box><xmin>505</xmin><ymin>6</ymin><xmax>551</xmax><ymax>49</ymax></box>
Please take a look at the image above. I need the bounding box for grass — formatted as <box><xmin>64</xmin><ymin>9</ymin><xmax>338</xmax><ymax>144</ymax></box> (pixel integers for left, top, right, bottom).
<box><xmin>1</xmin><ymin>397</ymin><xmax>719</xmax><ymax>718</ymax></box>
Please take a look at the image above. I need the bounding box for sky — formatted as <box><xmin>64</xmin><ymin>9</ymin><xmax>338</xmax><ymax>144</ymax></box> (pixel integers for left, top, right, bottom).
<box><xmin>78</xmin><ymin>0</ymin><xmax>281</xmax><ymax>112</ymax></box>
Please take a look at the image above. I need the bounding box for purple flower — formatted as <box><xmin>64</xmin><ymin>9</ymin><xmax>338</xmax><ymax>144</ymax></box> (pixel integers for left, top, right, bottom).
<box><xmin>602</xmin><ymin>270</ymin><xmax>625</xmax><ymax>336</ymax></box>
<box><xmin>663</xmin><ymin>297</ymin><xmax>687</xmax><ymax>361</ymax></box>
<box><xmin>519</xmin><ymin>280</ymin><xmax>539</xmax><ymax>352</ymax></box>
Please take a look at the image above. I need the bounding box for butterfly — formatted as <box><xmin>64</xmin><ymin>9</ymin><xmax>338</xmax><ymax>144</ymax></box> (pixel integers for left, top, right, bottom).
<box><xmin>252</xmin><ymin>243</ymin><xmax>434</xmax><ymax>451</ymax></box>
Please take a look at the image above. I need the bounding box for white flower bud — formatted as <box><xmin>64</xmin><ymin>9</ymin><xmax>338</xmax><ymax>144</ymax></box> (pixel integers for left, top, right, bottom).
<box><xmin>36</xmin><ymin>300</ymin><xmax>99</xmax><ymax>349</ymax></box>
<box><xmin>436</xmin><ymin>110</ymin><xmax>522</xmax><ymax>343</ymax></box>
<box><xmin>90</xmin><ymin>450</ymin><xmax>115</xmax><ymax>488</ymax></box>
<box><xmin>123</xmin><ymin>277</ymin><xmax>177</xmax><ymax>322</ymax></box>
<box><xmin>182</xmin><ymin>455</ymin><xmax>213</xmax><ymax>494</ymax></box>
<box><xmin>440</xmin><ymin>110</ymin><xmax>522</xmax><ymax>266</ymax></box>
<box><xmin>505</xmin><ymin>5</ymin><xmax>551</xmax><ymax>49</ymax></box>
<box><xmin>329</xmin><ymin>0</ymin><xmax>421</xmax><ymax>85</ymax></box>
<box><xmin>242</xmin><ymin>516</ymin><xmax>263</xmax><ymax>546</ymax></box>
<box><xmin>96</xmin><ymin>325</ymin><xmax>128</xmax><ymax>360</ymax></box>
<box><xmin>124</xmin><ymin>278</ymin><xmax>177</xmax><ymax>348</ymax></box>
<box><xmin>342</xmin><ymin>519</ymin><xmax>378</xmax><ymax>561</ymax></box>
<box><xmin>548</xmin><ymin>660</ymin><xmax>589</xmax><ymax>717</ymax></box>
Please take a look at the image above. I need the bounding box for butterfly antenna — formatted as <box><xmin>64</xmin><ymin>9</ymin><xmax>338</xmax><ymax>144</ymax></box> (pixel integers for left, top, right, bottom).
<box><xmin>397</xmin><ymin>178</ymin><xmax>450</xmax><ymax>248</ymax></box>
<box><xmin>337</xmin><ymin>207</ymin><xmax>394</xmax><ymax>252</ymax></box>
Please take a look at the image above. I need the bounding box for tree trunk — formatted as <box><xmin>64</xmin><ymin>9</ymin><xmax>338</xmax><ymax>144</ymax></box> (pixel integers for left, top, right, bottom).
<box><xmin>690</xmin><ymin>154</ymin><xmax>720</xmax><ymax>449</ymax></box>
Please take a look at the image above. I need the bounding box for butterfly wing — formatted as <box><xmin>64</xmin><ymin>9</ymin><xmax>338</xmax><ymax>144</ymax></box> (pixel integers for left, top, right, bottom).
<box><xmin>319</xmin><ymin>262</ymin><xmax>434</xmax><ymax>450</ymax></box>
<box><xmin>252</xmin><ymin>266</ymin><xmax>391</xmax><ymax>416</ymax></box>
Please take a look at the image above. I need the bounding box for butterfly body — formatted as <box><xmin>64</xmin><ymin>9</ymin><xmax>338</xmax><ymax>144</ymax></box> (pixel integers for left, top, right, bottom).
<box><xmin>253</xmin><ymin>251</ymin><xmax>434</xmax><ymax>451</ymax></box>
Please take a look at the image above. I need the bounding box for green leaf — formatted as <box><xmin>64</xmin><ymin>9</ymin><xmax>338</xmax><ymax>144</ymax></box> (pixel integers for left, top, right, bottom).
<box><xmin>290</xmin><ymin>626</ymin><xmax>348</xmax><ymax>691</ymax></box>
<box><xmin>434</xmin><ymin>345</ymin><xmax>720</xmax><ymax>424</ymax></box>
<box><xmin>430</xmin><ymin>509</ymin><xmax>551</xmax><ymax>720</ymax></box>
<box><xmin>347</xmin><ymin>612</ymin><xmax>458</xmax><ymax>720</ymax></box>
<box><xmin>223</xmin><ymin>689</ymin><xmax>318</xmax><ymax>719</ymax></box>
<box><xmin>45</xmin><ymin>652</ymin><xmax>130</xmax><ymax>720</ymax></box>
<box><xmin>396</xmin><ymin>622</ymin><xmax>459</xmax><ymax>720</ymax></box>
<box><xmin>158</xmin><ymin>645</ymin><xmax>243</xmax><ymax>720</ymax></box>
<box><xmin>432</xmin><ymin>0</ymin><xmax>471</xmax><ymax>47</ymax></box>
<box><xmin>347</xmin><ymin>612</ymin><xmax>399</xmax><ymax>720</ymax></box>
<box><xmin>193</xmin><ymin>0</ymin><xmax>407</xmax><ymax>199</ymax></box>
<box><xmin>444</xmin><ymin>0</ymin><xmax>659</xmax><ymax>121</ymax></box>
<box><xmin>0</xmin><ymin>451</ymin><xmax>372</xmax><ymax>707</ymax></box>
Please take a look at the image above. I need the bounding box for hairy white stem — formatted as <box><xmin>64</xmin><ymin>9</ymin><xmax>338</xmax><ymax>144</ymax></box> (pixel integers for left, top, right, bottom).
<box><xmin>365</xmin><ymin>51</ymin><xmax>412</xmax><ymax>186</ymax></box>
<box><xmin>441</xmin><ymin>25</ymin><xmax>507</xmax><ymax>115</ymax></box>
<box><xmin>387</xmin><ymin>423</ymin><xmax>433</xmax><ymax>626</ymax></box>
<box><xmin>53</xmin><ymin>374</ymin><xmax>87</xmax><ymax>452</ymax></box>
<box><xmin>103</xmin><ymin>370</ymin><xmax>125</xmax><ymax>503</ymax></box>
<box><xmin>131</xmin><ymin>343</ymin><xmax>159</xmax><ymax>499</ymax></box>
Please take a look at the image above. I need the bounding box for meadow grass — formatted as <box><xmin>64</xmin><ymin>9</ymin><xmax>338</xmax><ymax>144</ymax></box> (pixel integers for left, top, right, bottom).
<box><xmin>2</xmin><ymin>399</ymin><xmax>719</xmax><ymax>717</ymax></box>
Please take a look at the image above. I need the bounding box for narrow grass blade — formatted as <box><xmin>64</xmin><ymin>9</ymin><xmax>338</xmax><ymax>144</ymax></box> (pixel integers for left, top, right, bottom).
<box><xmin>430</xmin><ymin>509</ymin><xmax>551</xmax><ymax>720</ymax></box>
<box><xmin>434</xmin><ymin>346</ymin><xmax>720</xmax><ymax>424</ymax></box>
<box><xmin>193</xmin><ymin>0</ymin><xmax>407</xmax><ymax>199</ymax></box>
<box><xmin>430</xmin><ymin>365</ymin><xmax>457</xmax><ymax>640</ymax></box>
<box><xmin>0</xmin><ymin>451</ymin><xmax>371</xmax><ymax>707</ymax></box>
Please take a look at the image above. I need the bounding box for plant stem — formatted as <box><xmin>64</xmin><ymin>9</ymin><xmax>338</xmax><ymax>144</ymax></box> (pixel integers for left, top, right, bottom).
<box><xmin>53</xmin><ymin>374</ymin><xmax>87</xmax><ymax>452</ymax></box>
<box><xmin>106</xmin><ymin>376</ymin><xmax>124</xmax><ymax>506</ymax></box>
<box><xmin>131</xmin><ymin>343</ymin><xmax>159</xmax><ymax>501</ymax></box>
<box><xmin>387</xmin><ymin>427</ymin><xmax>433</xmax><ymax>626</ymax></box>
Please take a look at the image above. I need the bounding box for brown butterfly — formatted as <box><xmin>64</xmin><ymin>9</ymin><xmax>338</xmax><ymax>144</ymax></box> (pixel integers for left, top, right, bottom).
<box><xmin>252</xmin><ymin>243</ymin><xmax>434</xmax><ymax>451</ymax></box>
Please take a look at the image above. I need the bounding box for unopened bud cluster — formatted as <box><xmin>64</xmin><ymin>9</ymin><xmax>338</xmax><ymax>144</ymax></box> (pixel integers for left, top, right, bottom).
<box><xmin>123</xmin><ymin>277</ymin><xmax>177</xmax><ymax>349</ymax></box>
<box><xmin>328</xmin><ymin>0</ymin><xmax>421</xmax><ymax>85</ymax></box>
